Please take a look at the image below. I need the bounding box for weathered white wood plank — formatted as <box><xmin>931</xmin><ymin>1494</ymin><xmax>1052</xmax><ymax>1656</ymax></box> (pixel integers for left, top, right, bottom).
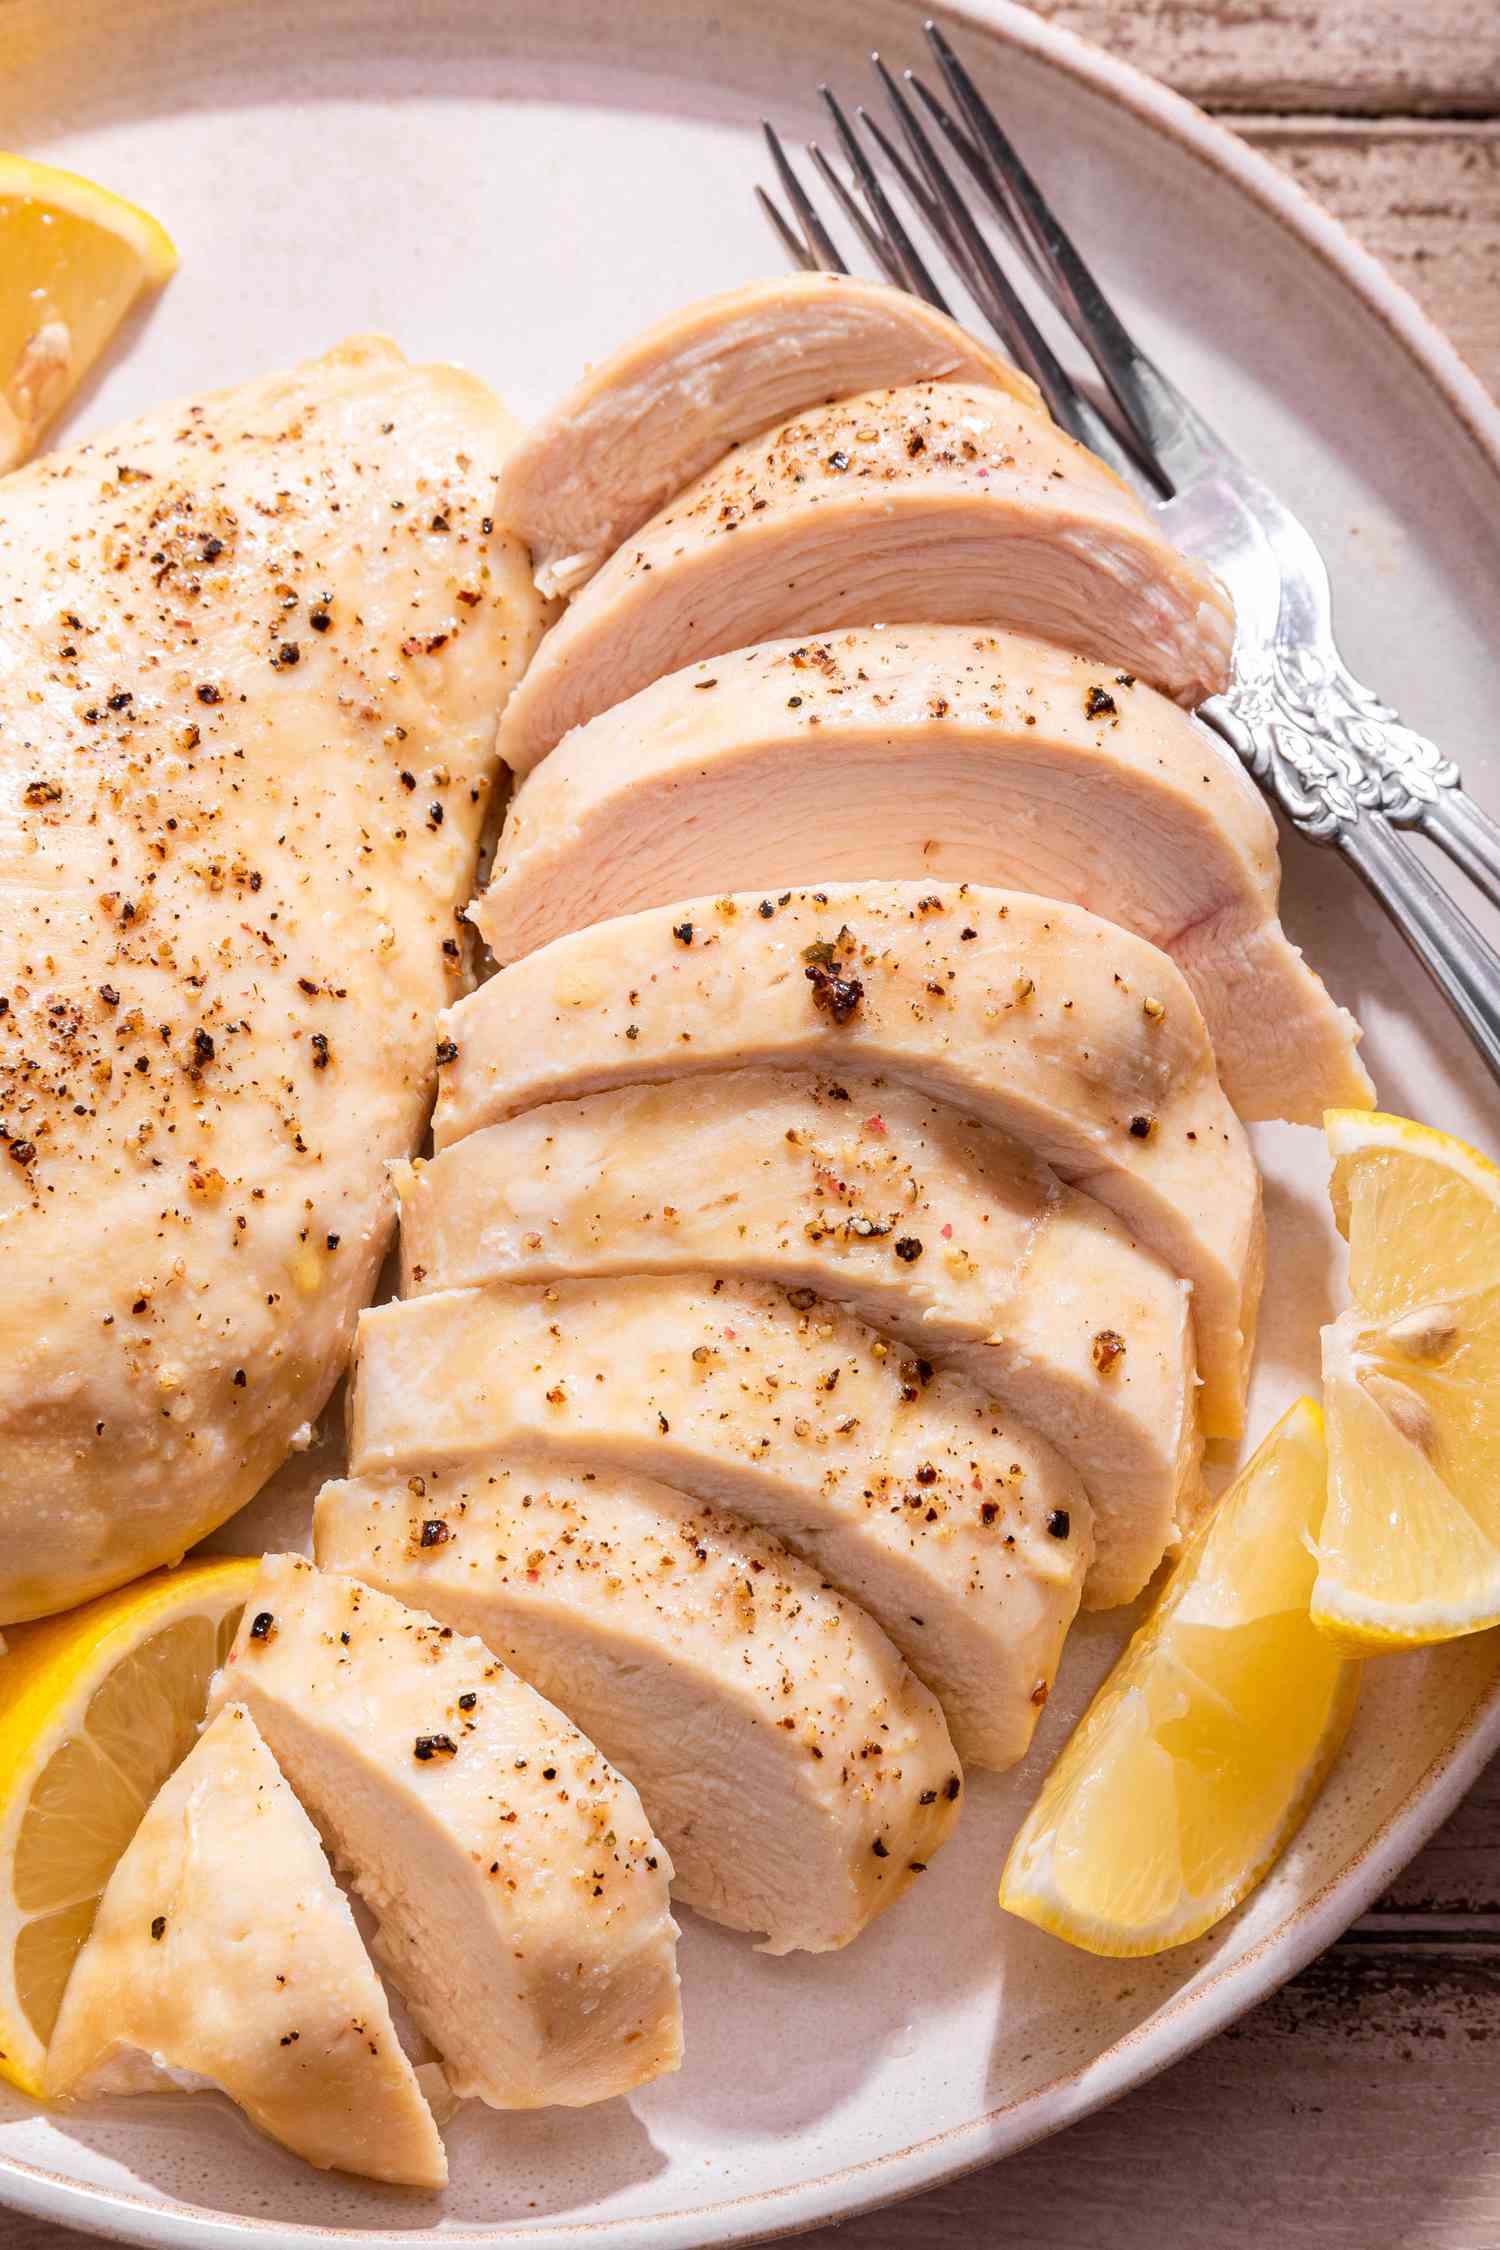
<box><xmin>1239</xmin><ymin>119</ymin><xmax>1500</xmax><ymax>397</ymax></box>
<box><xmin>1014</xmin><ymin>0</ymin><xmax>1499</xmax><ymax>116</ymax></box>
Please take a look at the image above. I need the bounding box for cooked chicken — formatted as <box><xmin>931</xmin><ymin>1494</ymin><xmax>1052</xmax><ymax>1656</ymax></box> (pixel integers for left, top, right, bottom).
<box><xmin>348</xmin><ymin>1276</ymin><xmax>1091</xmax><ymax>1768</ymax></box>
<box><xmin>495</xmin><ymin>381</ymin><xmax>1233</xmax><ymax>774</ymax></box>
<box><xmin>46</xmin><ymin>1703</ymin><xmax>447</xmax><ymax>2188</ymax></box>
<box><xmin>398</xmin><ymin>1072</ymin><xmax>1198</xmax><ymax>1606</ymax></box>
<box><xmin>208</xmin><ymin>1554</ymin><xmax>682</xmax><ymax>2108</ymax></box>
<box><xmin>497</xmin><ymin>275</ymin><xmax>1038</xmax><ymax>599</ymax></box>
<box><xmin>315</xmin><ymin>1461</ymin><xmax>963</xmax><ymax>1951</ymax></box>
<box><xmin>477</xmin><ymin>628</ymin><xmax>1370</xmax><ymax>1125</ymax></box>
<box><xmin>436</xmin><ymin>883</ymin><xmax>1263</xmax><ymax>1438</ymax></box>
<box><xmin>0</xmin><ymin>337</ymin><xmax>545</xmax><ymax>1623</ymax></box>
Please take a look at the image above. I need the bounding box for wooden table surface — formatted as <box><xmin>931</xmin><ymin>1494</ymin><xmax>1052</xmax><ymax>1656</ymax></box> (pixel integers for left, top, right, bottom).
<box><xmin>6</xmin><ymin>4</ymin><xmax>1500</xmax><ymax>2247</ymax></box>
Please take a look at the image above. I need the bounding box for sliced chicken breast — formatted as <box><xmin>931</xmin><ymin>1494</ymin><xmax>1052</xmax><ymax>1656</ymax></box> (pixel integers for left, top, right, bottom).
<box><xmin>207</xmin><ymin>1554</ymin><xmax>682</xmax><ymax>2109</ymax></box>
<box><xmin>437</xmin><ymin>884</ymin><xmax>1263</xmax><ymax>1438</ymax></box>
<box><xmin>497</xmin><ymin>274</ymin><xmax>1038</xmax><ymax>598</ymax></box>
<box><xmin>477</xmin><ymin>628</ymin><xmax>1370</xmax><ymax>1125</ymax></box>
<box><xmin>0</xmin><ymin>336</ymin><xmax>546</xmax><ymax>1622</ymax></box>
<box><xmin>348</xmin><ymin>1276</ymin><xmax>1092</xmax><ymax>1769</ymax></box>
<box><xmin>495</xmin><ymin>381</ymin><xmax>1233</xmax><ymax>774</ymax></box>
<box><xmin>46</xmin><ymin>1703</ymin><xmax>446</xmax><ymax>2188</ymax></box>
<box><xmin>398</xmin><ymin>1072</ymin><xmax>1198</xmax><ymax>1606</ymax></box>
<box><xmin>315</xmin><ymin>1461</ymin><xmax>963</xmax><ymax>1951</ymax></box>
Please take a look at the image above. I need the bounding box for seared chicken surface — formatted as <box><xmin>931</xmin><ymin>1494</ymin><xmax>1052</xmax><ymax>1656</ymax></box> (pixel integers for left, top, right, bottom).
<box><xmin>315</xmin><ymin>1461</ymin><xmax>962</xmax><ymax>1952</ymax></box>
<box><xmin>398</xmin><ymin>1071</ymin><xmax>1199</xmax><ymax>1606</ymax></box>
<box><xmin>349</xmin><ymin>1274</ymin><xmax>1091</xmax><ymax>1767</ymax></box>
<box><xmin>498</xmin><ymin>274</ymin><xmax>1038</xmax><ymax>597</ymax></box>
<box><xmin>436</xmin><ymin>883</ymin><xmax>1262</xmax><ymax>1437</ymax></box>
<box><xmin>479</xmin><ymin>628</ymin><xmax>1370</xmax><ymax>1124</ymax></box>
<box><xmin>46</xmin><ymin>1703</ymin><xmax>447</xmax><ymax>2188</ymax></box>
<box><xmin>0</xmin><ymin>337</ymin><xmax>544</xmax><ymax>1621</ymax></box>
<box><xmin>496</xmin><ymin>381</ymin><xmax>1233</xmax><ymax>773</ymax></box>
<box><xmin>210</xmin><ymin>1554</ymin><xmax>682</xmax><ymax>2109</ymax></box>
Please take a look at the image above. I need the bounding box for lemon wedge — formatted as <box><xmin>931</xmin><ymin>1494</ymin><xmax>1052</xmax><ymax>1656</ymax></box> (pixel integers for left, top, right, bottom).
<box><xmin>999</xmin><ymin>1399</ymin><xmax>1359</xmax><ymax>1956</ymax></box>
<box><xmin>1315</xmin><ymin>1108</ymin><xmax>1500</xmax><ymax>1649</ymax></box>
<box><xmin>0</xmin><ymin>1557</ymin><xmax>256</xmax><ymax>2094</ymax></box>
<box><xmin>0</xmin><ymin>153</ymin><xmax>177</xmax><ymax>473</ymax></box>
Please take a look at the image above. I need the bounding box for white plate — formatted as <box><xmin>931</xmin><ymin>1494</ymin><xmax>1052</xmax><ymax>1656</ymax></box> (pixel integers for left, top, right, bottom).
<box><xmin>5</xmin><ymin>2</ymin><xmax>1500</xmax><ymax>2242</ymax></box>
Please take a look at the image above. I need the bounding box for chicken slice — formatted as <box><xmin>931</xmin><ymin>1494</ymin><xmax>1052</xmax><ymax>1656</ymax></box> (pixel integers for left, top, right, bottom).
<box><xmin>398</xmin><ymin>1072</ymin><xmax>1198</xmax><ymax>1606</ymax></box>
<box><xmin>477</xmin><ymin>628</ymin><xmax>1370</xmax><ymax>1125</ymax></box>
<box><xmin>497</xmin><ymin>274</ymin><xmax>1038</xmax><ymax>599</ymax></box>
<box><xmin>437</xmin><ymin>883</ymin><xmax>1263</xmax><ymax>1438</ymax></box>
<box><xmin>206</xmin><ymin>1554</ymin><xmax>681</xmax><ymax>2109</ymax></box>
<box><xmin>0</xmin><ymin>336</ymin><xmax>546</xmax><ymax>1622</ymax></box>
<box><xmin>495</xmin><ymin>381</ymin><xmax>1233</xmax><ymax>774</ymax></box>
<box><xmin>314</xmin><ymin>1461</ymin><xmax>963</xmax><ymax>1951</ymax></box>
<box><xmin>45</xmin><ymin>1703</ymin><xmax>446</xmax><ymax>2188</ymax></box>
<box><xmin>348</xmin><ymin>1276</ymin><xmax>1091</xmax><ymax>1769</ymax></box>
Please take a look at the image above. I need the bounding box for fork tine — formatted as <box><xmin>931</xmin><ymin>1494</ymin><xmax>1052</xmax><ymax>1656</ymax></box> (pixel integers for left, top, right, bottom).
<box><xmin>869</xmin><ymin>59</ymin><xmax>1034</xmax><ymax>365</ymax></box>
<box><xmin>855</xmin><ymin>104</ymin><xmax>1013</xmax><ymax>350</ymax></box>
<box><xmin>807</xmin><ymin>146</ymin><xmax>906</xmax><ymax>290</ymax></box>
<box><xmin>819</xmin><ymin>86</ymin><xmax>952</xmax><ymax>311</ymax></box>
<box><xmin>755</xmin><ymin>184</ymin><xmax>817</xmax><ymax>271</ymax></box>
<box><xmin>857</xmin><ymin>106</ymin><xmax>957</xmax><ymax>259</ymax></box>
<box><xmin>907</xmin><ymin>72</ymin><xmax>1039</xmax><ymax>282</ymax></box>
<box><xmin>905</xmin><ymin>74</ymin><xmax>1010</xmax><ymax>237</ymax></box>
<box><xmin>906</xmin><ymin>65</ymin><xmax>1156</xmax><ymax>422</ymax></box>
<box><xmin>923</xmin><ymin>21</ymin><xmax>1192</xmax><ymax>476</ymax></box>
<box><xmin>866</xmin><ymin>56</ymin><xmax>1148</xmax><ymax>487</ymax></box>
<box><xmin>760</xmin><ymin>121</ymin><xmax>847</xmax><ymax>274</ymax></box>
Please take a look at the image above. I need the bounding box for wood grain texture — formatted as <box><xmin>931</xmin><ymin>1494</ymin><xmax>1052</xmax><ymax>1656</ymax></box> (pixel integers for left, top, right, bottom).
<box><xmin>1018</xmin><ymin>0</ymin><xmax>1500</xmax><ymax>116</ymax></box>
<box><xmin>1241</xmin><ymin>119</ymin><xmax>1500</xmax><ymax>395</ymax></box>
<box><xmin>5</xmin><ymin>11</ymin><xmax>1500</xmax><ymax>2250</ymax></box>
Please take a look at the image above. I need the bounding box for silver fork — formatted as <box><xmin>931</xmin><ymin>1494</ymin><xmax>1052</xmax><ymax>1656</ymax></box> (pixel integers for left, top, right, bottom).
<box><xmin>758</xmin><ymin>24</ymin><xmax>1500</xmax><ymax>1088</ymax></box>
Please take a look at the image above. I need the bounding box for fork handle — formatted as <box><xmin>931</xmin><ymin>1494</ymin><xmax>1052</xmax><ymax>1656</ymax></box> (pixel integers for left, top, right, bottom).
<box><xmin>1338</xmin><ymin>816</ymin><xmax>1500</xmax><ymax>1091</ymax></box>
<box><xmin>1265</xmin><ymin>644</ymin><xmax>1500</xmax><ymax>913</ymax></box>
<box><xmin>1203</xmin><ymin>657</ymin><xmax>1500</xmax><ymax>1088</ymax></box>
<box><xmin>1415</xmin><ymin>787</ymin><xmax>1500</xmax><ymax>917</ymax></box>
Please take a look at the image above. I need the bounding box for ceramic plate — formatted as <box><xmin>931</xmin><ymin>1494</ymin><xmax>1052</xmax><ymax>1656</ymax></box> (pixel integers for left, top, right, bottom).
<box><xmin>4</xmin><ymin>1</ymin><xmax>1500</xmax><ymax>2241</ymax></box>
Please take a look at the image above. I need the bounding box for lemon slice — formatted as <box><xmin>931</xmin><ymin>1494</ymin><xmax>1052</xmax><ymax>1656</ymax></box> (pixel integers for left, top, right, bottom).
<box><xmin>999</xmin><ymin>1399</ymin><xmax>1359</xmax><ymax>1956</ymax></box>
<box><xmin>0</xmin><ymin>153</ymin><xmax>177</xmax><ymax>473</ymax></box>
<box><xmin>0</xmin><ymin>1557</ymin><xmax>256</xmax><ymax>2094</ymax></box>
<box><xmin>1315</xmin><ymin>1108</ymin><xmax>1500</xmax><ymax>1649</ymax></box>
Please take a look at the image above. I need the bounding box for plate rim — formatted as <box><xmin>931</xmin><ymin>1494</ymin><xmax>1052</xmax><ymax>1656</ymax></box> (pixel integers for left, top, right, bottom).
<box><xmin>5</xmin><ymin>1</ymin><xmax>1500</xmax><ymax>2243</ymax></box>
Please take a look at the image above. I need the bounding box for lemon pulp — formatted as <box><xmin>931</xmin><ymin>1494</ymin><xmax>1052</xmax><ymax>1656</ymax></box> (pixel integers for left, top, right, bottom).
<box><xmin>0</xmin><ymin>152</ymin><xmax>176</xmax><ymax>471</ymax></box>
<box><xmin>0</xmin><ymin>1558</ymin><xmax>256</xmax><ymax>2093</ymax></box>
<box><xmin>1316</xmin><ymin>1108</ymin><xmax>1500</xmax><ymax>1648</ymax></box>
<box><xmin>1000</xmin><ymin>1399</ymin><xmax>1360</xmax><ymax>1956</ymax></box>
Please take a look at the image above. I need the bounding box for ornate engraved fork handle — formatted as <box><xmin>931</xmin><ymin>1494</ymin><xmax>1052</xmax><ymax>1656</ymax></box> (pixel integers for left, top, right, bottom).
<box><xmin>1204</xmin><ymin>663</ymin><xmax>1500</xmax><ymax>1093</ymax></box>
<box><xmin>1285</xmin><ymin>643</ymin><xmax>1500</xmax><ymax>913</ymax></box>
<box><xmin>1225</xmin><ymin>639</ymin><xmax>1500</xmax><ymax>905</ymax></box>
